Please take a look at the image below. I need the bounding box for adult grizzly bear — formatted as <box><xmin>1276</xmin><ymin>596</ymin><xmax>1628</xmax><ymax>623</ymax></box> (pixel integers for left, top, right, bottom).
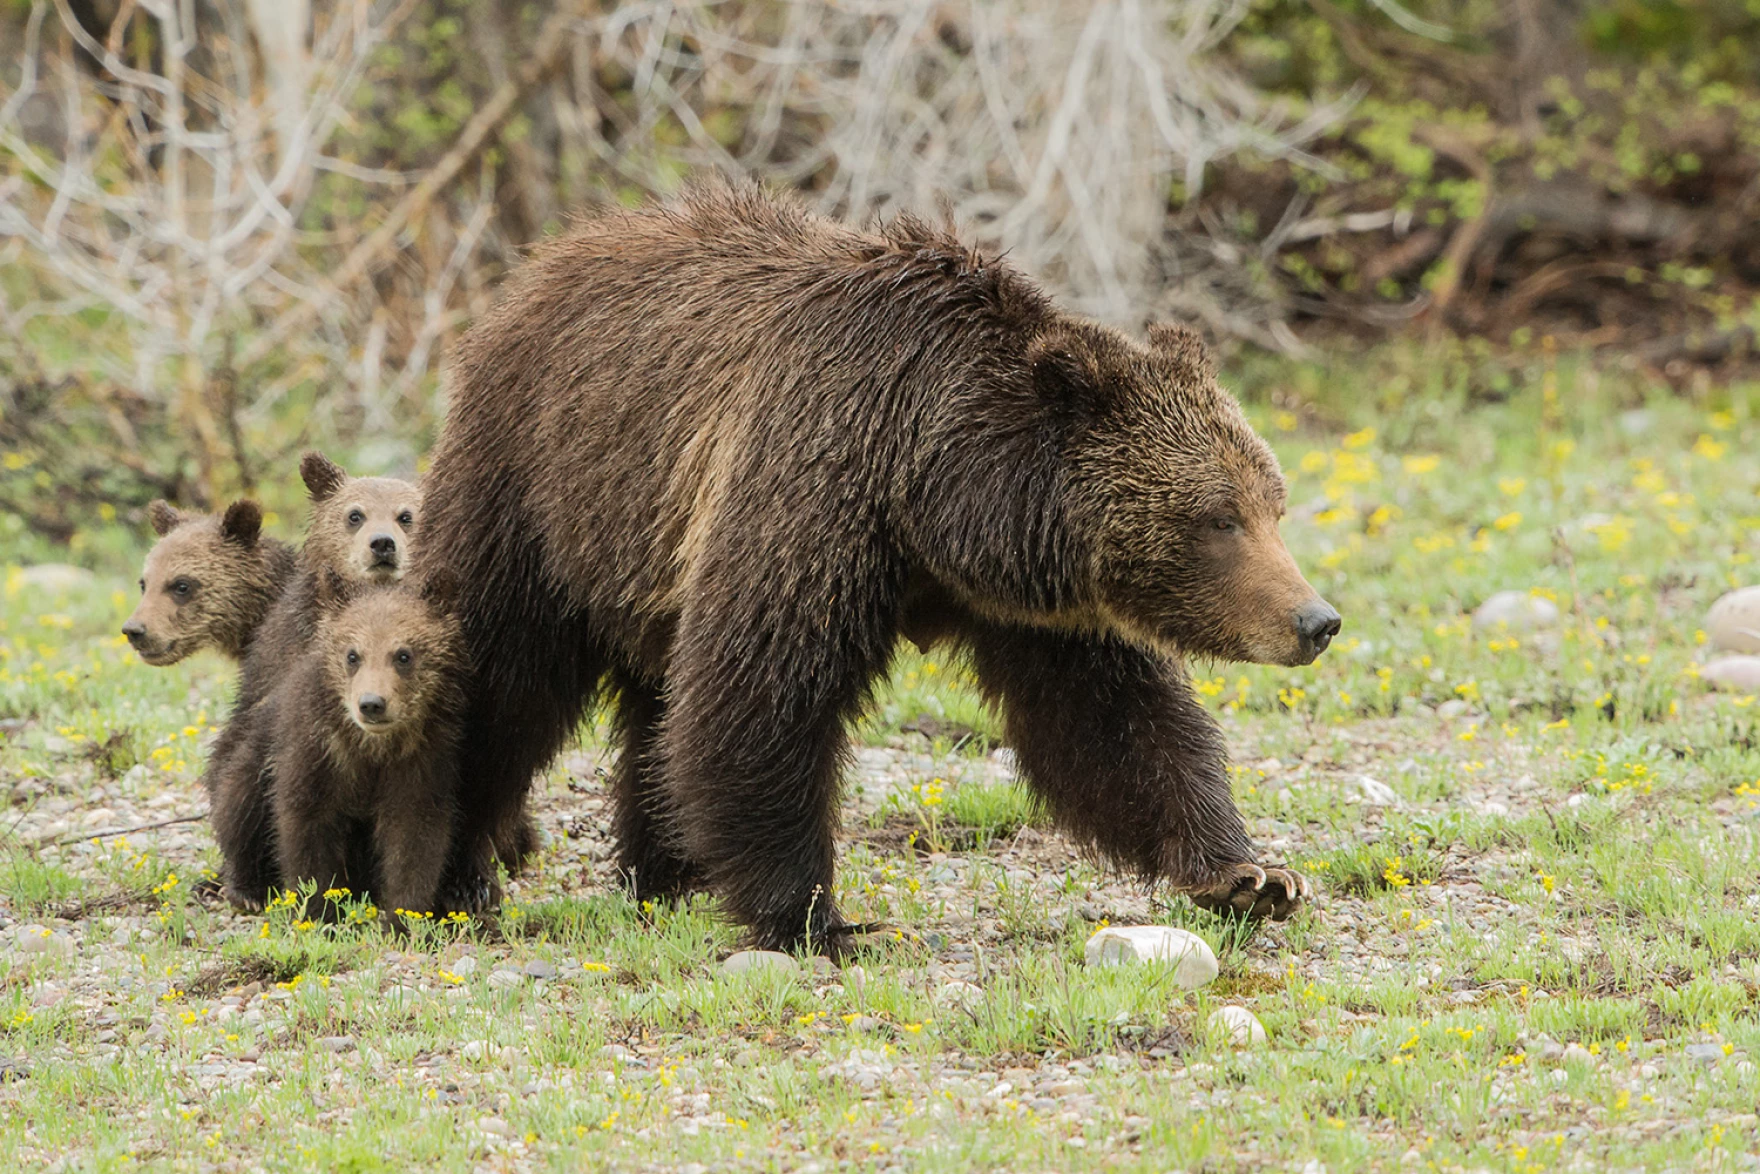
<box><xmin>423</xmin><ymin>184</ymin><xmax>1340</xmax><ymax>950</ymax></box>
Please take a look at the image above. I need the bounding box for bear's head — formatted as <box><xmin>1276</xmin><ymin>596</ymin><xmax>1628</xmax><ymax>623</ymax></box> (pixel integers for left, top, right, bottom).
<box><xmin>1044</xmin><ymin>321</ymin><xmax>1339</xmax><ymax>667</ymax></box>
<box><xmin>317</xmin><ymin>574</ymin><xmax>463</xmax><ymax>754</ymax></box>
<box><xmin>123</xmin><ymin>500</ymin><xmax>270</xmax><ymax>665</ymax></box>
<box><xmin>300</xmin><ymin>452</ymin><xmax>420</xmax><ymax>584</ymax></box>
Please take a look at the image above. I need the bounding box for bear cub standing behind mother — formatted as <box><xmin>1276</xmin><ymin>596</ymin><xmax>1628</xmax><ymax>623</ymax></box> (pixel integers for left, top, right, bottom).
<box><xmin>421</xmin><ymin>182</ymin><xmax>1340</xmax><ymax>952</ymax></box>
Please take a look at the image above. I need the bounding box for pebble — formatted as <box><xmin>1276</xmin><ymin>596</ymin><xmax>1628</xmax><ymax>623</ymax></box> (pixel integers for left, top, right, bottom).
<box><xmin>315</xmin><ymin>1036</ymin><xmax>356</xmax><ymax>1054</ymax></box>
<box><xmin>13</xmin><ymin>564</ymin><xmax>95</xmax><ymax>592</ymax></box>
<box><xmin>13</xmin><ymin>925</ymin><xmax>65</xmax><ymax>955</ymax></box>
<box><xmin>1354</xmin><ymin>775</ymin><xmax>1399</xmax><ymax>807</ymax></box>
<box><xmin>1472</xmin><ymin>590</ymin><xmax>1559</xmax><ymax>632</ymax></box>
<box><xmin>1702</xmin><ymin>656</ymin><xmax>1760</xmax><ymax>692</ymax></box>
<box><xmin>448</xmin><ymin>956</ymin><xmax>478</xmax><ymax>977</ymax></box>
<box><xmin>722</xmin><ymin>950</ymin><xmax>800</xmax><ymax>976</ymax></box>
<box><xmin>1208</xmin><ymin>1005</ymin><xmax>1267</xmax><ymax>1048</ymax></box>
<box><xmin>845</xmin><ymin>1015</ymin><xmax>886</xmax><ymax>1034</ymax></box>
<box><xmin>1707</xmin><ymin>587</ymin><xmax>1760</xmax><ymax>654</ymax></box>
<box><xmin>487</xmin><ymin>969</ymin><xmax>523</xmax><ymax>990</ymax></box>
<box><xmin>1562</xmin><ymin>1043</ymin><xmax>1594</xmax><ymax>1065</ymax></box>
<box><xmin>1083</xmin><ymin>926</ymin><xmax>1218</xmax><ymax>989</ymax></box>
<box><xmin>933</xmin><ymin>981</ymin><xmax>984</xmax><ymax>1010</ymax></box>
<box><xmin>476</xmin><ymin>1117</ymin><xmax>512</xmax><ymax>1137</ymax></box>
<box><xmin>1685</xmin><ymin>1043</ymin><xmax>1726</xmax><ymax>1067</ymax></box>
<box><xmin>523</xmin><ymin>959</ymin><xmax>558</xmax><ymax>980</ymax></box>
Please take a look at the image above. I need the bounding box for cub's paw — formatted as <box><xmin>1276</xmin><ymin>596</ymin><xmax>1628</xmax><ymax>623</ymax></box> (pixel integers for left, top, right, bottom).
<box><xmin>1182</xmin><ymin>863</ymin><xmax>1310</xmax><ymax>922</ymax></box>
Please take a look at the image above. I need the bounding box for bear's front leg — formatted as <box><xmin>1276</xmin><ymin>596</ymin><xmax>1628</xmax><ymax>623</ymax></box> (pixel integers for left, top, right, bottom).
<box><xmin>608</xmin><ymin>668</ymin><xmax>704</xmax><ymax>903</ymax></box>
<box><xmin>965</xmin><ymin>620</ymin><xmax>1308</xmax><ymax>921</ymax></box>
<box><xmin>372</xmin><ymin>782</ymin><xmax>454</xmax><ymax>921</ymax></box>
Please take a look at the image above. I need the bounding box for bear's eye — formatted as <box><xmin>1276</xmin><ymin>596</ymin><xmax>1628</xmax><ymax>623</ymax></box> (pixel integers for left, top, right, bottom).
<box><xmin>396</xmin><ymin>510</ymin><xmax>414</xmax><ymax>529</ymax></box>
<box><xmin>1210</xmin><ymin>517</ymin><xmax>1241</xmax><ymax>534</ymax></box>
<box><xmin>171</xmin><ymin>578</ymin><xmax>193</xmax><ymax>597</ymax></box>
<box><xmin>345</xmin><ymin>649</ymin><xmax>360</xmax><ymax>669</ymax></box>
<box><xmin>138</xmin><ymin>579</ymin><xmax>146</xmax><ymax>594</ymax></box>
<box><xmin>346</xmin><ymin>508</ymin><xmax>366</xmax><ymax>529</ymax></box>
<box><xmin>395</xmin><ymin>649</ymin><xmax>412</xmax><ymax>667</ymax></box>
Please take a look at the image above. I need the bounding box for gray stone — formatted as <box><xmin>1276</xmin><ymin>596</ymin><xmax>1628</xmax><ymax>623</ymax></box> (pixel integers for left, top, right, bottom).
<box><xmin>487</xmin><ymin>968</ymin><xmax>522</xmax><ymax>990</ymax></box>
<box><xmin>1208</xmin><ymin>1005</ymin><xmax>1267</xmax><ymax>1048</ymax></box>
<box><xmin>1704</xmin><ymin>656</ymin><xmax>1760</xmax><ymax>692</ymax></box>
<box><xmin>523</xmin><ymin>959</ymin><xmax>558</xmax><ymax>980</ymax></box>
<box><xmin>1686</xmin><ymin>1042</ymin><xmax>1726</xmax><ymax>1067</ymax></box>
<box><xmin>448</xmin><ymin>955</ymin><xmax>477</xmax><ymax>977</ymax></box>
<box><xmin>1708</xmin><ymin>587</ymin><xmax>1760</xmax><ymax>654</ymax></box>
<box><xmin>1354</xmin><ymin>775</ymin><xmax>1399</xmax><ymax>807</ymax></box>
<box><xmin>314</xmin><ymin>1036</ymin><xmax>356</xmax><ymax>1054</ymax></box>
<box><xmin>1472</xmin><ymin>591</ymin><xmax>1560</xmax><ymax>632</ymax></box>
<box><xmin>722</xmin><ymin>950</ymin><xmax>800</xmax><ymax>976</ymax></box>
<box><xmin>1083</xmin><ymin>926</ymin><xmax>1218</xmax><ymax>989</ymax></box>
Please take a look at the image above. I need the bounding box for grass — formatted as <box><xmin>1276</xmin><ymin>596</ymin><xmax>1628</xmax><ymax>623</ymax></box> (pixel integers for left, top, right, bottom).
<box><xmin>1</xmin><ymin>341</ymin><xmax>1759</xmax><ymax>1170</ymax></box>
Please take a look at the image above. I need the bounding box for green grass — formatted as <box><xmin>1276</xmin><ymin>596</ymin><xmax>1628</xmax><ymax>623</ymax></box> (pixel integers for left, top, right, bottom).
<box><xmin>1</xmin><ymin>342</ymin><xmax>1758</xmax><ymax>1170</ymax></box>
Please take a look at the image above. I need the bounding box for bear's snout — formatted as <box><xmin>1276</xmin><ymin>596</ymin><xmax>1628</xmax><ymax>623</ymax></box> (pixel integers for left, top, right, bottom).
<box><xmin>356</xmin><ymin>693</ymin><xmax>389</xmax><ymax>724</ymax></box>
<box><xmin>368</xmin><ymin>534</ymin><xmax>399</xmax><ymax>564</ymax></box>
<box><xmin>121</xmin><ymin>618</ymin><xmax>147</xmax><ymax>643</ymax></box>
<box><xmin>1293</xmin><ymin>598</ymin><xmax>1341</xmax><ymax>663</ymax></box>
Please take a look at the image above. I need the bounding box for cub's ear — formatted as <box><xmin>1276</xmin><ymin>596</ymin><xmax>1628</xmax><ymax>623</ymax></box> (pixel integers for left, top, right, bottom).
<box><xmin>300</xmin><ymin>451</ymin><xmax>347</xmax><ymax>503</ymax></box>
<box><xmin>316</xmin><ymin>567</ymin><xmax>357</xmax><ymax>613</ymax></box>
<box><xmin>147</xmin><ymin>500</ymin><xmax>183</xmax><ymax>537</ymax></box>
<box><xmin>1145</xmin><ymin>321</ymin><xmax>1217</xmax><ymax>380</ymax></box>
<box><xmin>219</xmin><ymin>500</ymin><xmax>263</xmax><ymax>547</ymax></box>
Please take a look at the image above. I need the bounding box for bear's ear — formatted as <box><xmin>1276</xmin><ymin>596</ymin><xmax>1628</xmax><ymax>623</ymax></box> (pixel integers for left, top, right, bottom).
<box><xmin>300</xmin><ymin>451</ymin><xmax>347</xmax><ymax>503</ymax></box>
<box><xmin>219</xmin><ymin>500</ymin><xmax>263</xmax><ymax>547</ymax></box>
<box><xmin>1145</xmin><ymin>321</ymin><xmax>1217</xmax><ymax>381</ymax></box>
<box><xmin>147</xmin><ymin>500</ymin><xmax>183</xmax><ymax>536</ymax></box>
<box><xmin>1026</xmin><ymin>325</ymin><xmax>1104</xmax><ymax>414</ymax></box>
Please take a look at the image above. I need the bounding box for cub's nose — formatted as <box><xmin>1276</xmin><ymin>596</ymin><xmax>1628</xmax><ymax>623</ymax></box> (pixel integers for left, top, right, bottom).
<box><xmin>121</xmin><ymin>619</ymin><xmax>147</xmax><ymax>643</ymax></box>
<box><xmin>1294</xmin><ymin>599</ymin><xmax>1342</xmax><ymax>660</ymax></box>
<box><xmin>357</xmin><ymin>694</ymin><xmax>387</xmax><ymax>722</ymax></box>
<box><xmin>368</xmin><ymin>534</ymin><xmax>398</xmax><ymax>560</ymax></box>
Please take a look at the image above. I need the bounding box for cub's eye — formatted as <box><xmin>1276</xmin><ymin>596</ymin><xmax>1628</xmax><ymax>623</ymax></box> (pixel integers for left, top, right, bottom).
<box><xmin>171</xmin><ymin>579</ymin><xmax>193</xmax><ymax>596</ymax></box>
<box><xmin>396</xmin><ymin>510</ymin><xmax>414</xmax><ymax>529</ymax></box>
<box><xmin>138</xmin><ymin>579</ymin><xmax>146</xmax><ymax>594</ymax></box>
<box><xmin>345</xmin><ymin>649</ymin><xmax>360</xmax><ymax>668</ymax></box>
<box><xmin>346</xmin><ymin>508</ymin><xmax>366</xmax><ymax>528</ymax></box>
<box><xmin>395</xmin><ymin>649</ymin><xmax>412</xmax><ymax>667</ymax></box>
<box><xmin>1210</xmin><ymin>517</ymin><xmax>1241</xmax><ymax>534</ymax></box>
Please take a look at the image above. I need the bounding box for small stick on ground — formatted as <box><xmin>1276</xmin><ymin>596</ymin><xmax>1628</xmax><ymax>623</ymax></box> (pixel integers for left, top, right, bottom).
<box><xmin>48</xmin><ymin>812</ymin><xmax>208</xmax><ymax>848</ymax></box>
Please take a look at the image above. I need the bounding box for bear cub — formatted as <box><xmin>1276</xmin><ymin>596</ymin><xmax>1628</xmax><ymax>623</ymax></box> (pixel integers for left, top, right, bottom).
<box><xmin>268</xmin><ymin>574</ymin><xmax>464</xmax><ymax>919</ymax></box>
<box><xmin>123</xmin><ymin>499</ymin><xmax>295</xmax><ymax>665</ymax></box>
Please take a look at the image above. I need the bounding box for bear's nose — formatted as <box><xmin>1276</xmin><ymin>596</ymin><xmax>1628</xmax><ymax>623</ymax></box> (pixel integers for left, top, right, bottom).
<box><xmin>1294</xmin><ymin>599</ymin><xmax>1341</xmax><ymax>660</ymax></box>
<box><xmin>121</xmin><ymin>620</ymin><xmax>146</xmax><ymax>643</ymax></box>
<box><xmin>369</xmin><ymin>534</ymin><xmax>398</xmax><ymax>560</ymax></box>
<box><xmin>357</xmin><ymin>693</ymin><xmax>387</xmax><ymax>721</ymax></box>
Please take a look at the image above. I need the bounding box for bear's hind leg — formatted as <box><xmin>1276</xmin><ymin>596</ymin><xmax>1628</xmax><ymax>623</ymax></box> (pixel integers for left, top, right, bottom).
<box><xmin>608</xmin><ymin>667</ymin><xmax>703</xmax><ymax>903</ymax></box>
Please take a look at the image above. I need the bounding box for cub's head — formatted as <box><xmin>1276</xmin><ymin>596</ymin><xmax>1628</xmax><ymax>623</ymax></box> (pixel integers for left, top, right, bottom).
<box><xmin>123</xmin><ymin>500</ymin><xmax>270</xmax><ymax>665</ymax></box>
<box><xmin>1045</xmin><ymin>321</ymin><xmax>1339</xmax><ymax>667</ymax></box>
<box><xmin>300</xmin><ymin>452</ymin><xmax>420</xmax><ymax>584</ymax></box>
<box><xmin>317</xmin><ymin>576</ymin><xmax>462</xmax><ymax>747</ymax></box>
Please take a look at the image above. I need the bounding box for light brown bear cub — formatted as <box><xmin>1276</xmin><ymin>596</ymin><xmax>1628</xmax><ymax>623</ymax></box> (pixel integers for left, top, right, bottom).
<box><xmin>268</xmin><ymin>575</ymin><xmax>464</xmax><ymax>919</ymax></box>
<box><xmin>122</xmin><ymin>500</ymin><xmax>295</xmax><ymax>665</ymax></box>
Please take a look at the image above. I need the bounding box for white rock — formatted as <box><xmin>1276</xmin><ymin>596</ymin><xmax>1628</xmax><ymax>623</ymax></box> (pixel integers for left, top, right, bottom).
<box><xmin>933</xmin><ymin>981</ymin><xmax>984</xmax><ymax>1010</ymax></box>
<box><xmin>13</xmin><ymin>925</ymin><xmax>68</xmax><ymax>955</ymax></box>
<box><xmin>1707</xmin><ymin>587</ymin><xmax>1760</xmax><ymax>654</ymax></box>
<box><xmin>1703</xmin><ymin>656</ymin><xmax>1760</xmax><ymax>692</ymax></box>
<box><xmin>1209</xmin><ymin>1005</ymin><xmax>1267</xmax><ymax>1048</ymax></box>
<box><xmin>487</xmin><ymin>969</ymin><xmax>522</xmax><ymax>990</ymax></box>
<box><xmin>13</xmin><ymin>564</ymin><xmax>95</xmax><ymax>593</ymax></box>
<box><xmin>448</xmin><ymin>955</ymin><xmax>478</xmax><ymax>977</ymax></box>
<box><xmin>722</xmin><ymin>950</ymin><xmax>800</xmax><ymax>976</ymax></box>
<box><xmin>1083</xmin><ymin>926</ymin><xmax>1218</xmax><ymax>989</ymax></box>
<box><xmin>1354</xmin><ymin>776</ymin><xmax>1399</xmax><ymax>807</ymax></box>
<box><xmin>1562</xmin><ymin>1043</ymin><xmax>1593</xmax><ymax>1065</ymax></box>
<box><xmin>1472</xmin><ymin>591</ymin><xmax>1560</xmax><ymax>632</ymax></box>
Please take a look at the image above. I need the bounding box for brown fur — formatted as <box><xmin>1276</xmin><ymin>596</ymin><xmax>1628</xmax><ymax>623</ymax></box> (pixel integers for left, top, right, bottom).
<box><xmin>267</xmin><ymin>577</ymin><xmax>465</xmax><ymax>917</ymax></box>
<box><xmin>420</xmin><ymin>183</ymin><xmax>1338</xmax><ymax>950</ymax></box>
<box><xmin>122</xmin><ymin>500</ymin><xmax>295</xmax><ymax>665</ymax></box>
<box><xmin>205</xmin><ymin>454</ymin><xmax>424</xmax><ymax>910</ymax></box>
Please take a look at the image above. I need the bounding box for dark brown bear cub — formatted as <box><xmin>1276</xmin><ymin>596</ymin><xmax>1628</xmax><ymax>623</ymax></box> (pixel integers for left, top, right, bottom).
<box><xmin>422</xmin><ymin>183</ymin><xmax>1339</xmax><ymax>953</ymax></box>
<box><xmin>269</xmin><ymin>577</ymin><xmax>464</xmax><ymax>919</ymax></box>
<box><xmin>122</xmin><ymin>500</ymin><xmax>295</xmax><ymax>665</ymax></box>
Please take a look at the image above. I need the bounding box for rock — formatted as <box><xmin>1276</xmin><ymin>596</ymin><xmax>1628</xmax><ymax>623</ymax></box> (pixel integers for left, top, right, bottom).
<box><xmin>1686</xmin><ymin>1042</ymin><xmax>1725</xmax><ymax>1067</ymax></box>
<box><xmin>448</xmin><ymin>955</ymin><xmax>477</xmax><ymax>977</ymax></box>
<box><xmin>460</xmin><ymin>1040</ymin><xmax>495</xmax><ymax>1061</ymax></box>
<box><xmin>1083</xmin><ymin>926</ymin><xmax>1218</xmax><ymax>989</ymax></box>
<box><xmin>845</xmin><ymin>1015</ymin><xmax>886</xmax><ymax>1034</ymax></box>
<box><xmin>933</xmin><ymin>981</ymin><xmax>984</xmax><ymax>1010</ymax></box>
<box><xmin>1435</xmin><ymin>699</ymin><xmax>1472</xmax><ymax>720</ymax></box>
<box><xmin>475</xmin><ymin>1117</ymin><xmax>512</xmax><ymax>1137</ymax></box>
<box><xmin>844</xmin><ymin>965</ymin><xmax>867</xmax><ymax>997</ymax></box>
<box><xmin>598</xmin><ymin>1044</ymin><xmax>632</xmax><ymax>1061</ymax></box>
<box><xmin>522</xmin><ymin>959</ymin><xmax>558</xmax><ymax>980</ymax></box>
<box><xmin>1703</xmin><ymin>656</ymin><xmax>1760</xmax><ymax>692</ymax></box>
<box><xmin>1208</xmin><ymin>1005</ymin><xmax>1267</xmax><ymax>1048</ymax></box>
<box><xmin>315</xmin><ymin>1036</ymin><xmax>356</xmax><ymax>1054</ymax></box>
<box><xmin>487</xmin><ymin>968</ymin><xmax>522</xmax><ymax>990</ymax></box>
<box><xmin>1707</xmin><ymin>587</ymin><xmax>1760</xmax><ymax>654</ymax></box>
<box><xmin>1562</xmin><ymin>1043</ymin><xmax>1593</xmax><ymax>1065</ymax></box>
<box><xmin>1354</xmin><ymin>775</ymin><xmax>1399</xmax><ymax>807</ymax></box>
<box><xmin>13</xmin><ymin>564</ymin><xmax>95</xmax><ymax>593</ymax></box>
<box><xmin>722</xmin><ymin>950</ymin><xmax>800</xmax><ymax>976</ymax></box>
<box><xmin>1472</xmin><ymin>591</ymin><xmax>1559</xmax><ymax>632</ymax></box>
<box><xmin>13</xmin><ymin>925</ymin><xmax>58</xmax><ymax>954</ymax></box>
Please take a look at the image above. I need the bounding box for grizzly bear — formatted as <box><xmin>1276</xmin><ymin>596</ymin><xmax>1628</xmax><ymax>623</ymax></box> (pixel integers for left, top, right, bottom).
<box><xmin>421</xmin><ymin>183</ymin><xmax>1340</xmax><ymax>951</ymax></box>
<box><xmin>122</xmin><ymin>500</ymin><xmax>295</xmax><ymax>665</ymax></box>
<box><xmin>267</xmin><ymin>575</ymin><xmax>465</xmax><ymax>919</ymax></box>
<box><xmin>204</xmin><ymin>453</ymin><xmax>425</xmax><ymax>909</ymax></box>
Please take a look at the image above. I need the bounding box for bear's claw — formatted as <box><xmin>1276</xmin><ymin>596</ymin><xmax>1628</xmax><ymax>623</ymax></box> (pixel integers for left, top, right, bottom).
<box><xmin>1184</xmin><ymin>862</ymin><xmax>1309</xmax><ymax>921</ymax></box>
